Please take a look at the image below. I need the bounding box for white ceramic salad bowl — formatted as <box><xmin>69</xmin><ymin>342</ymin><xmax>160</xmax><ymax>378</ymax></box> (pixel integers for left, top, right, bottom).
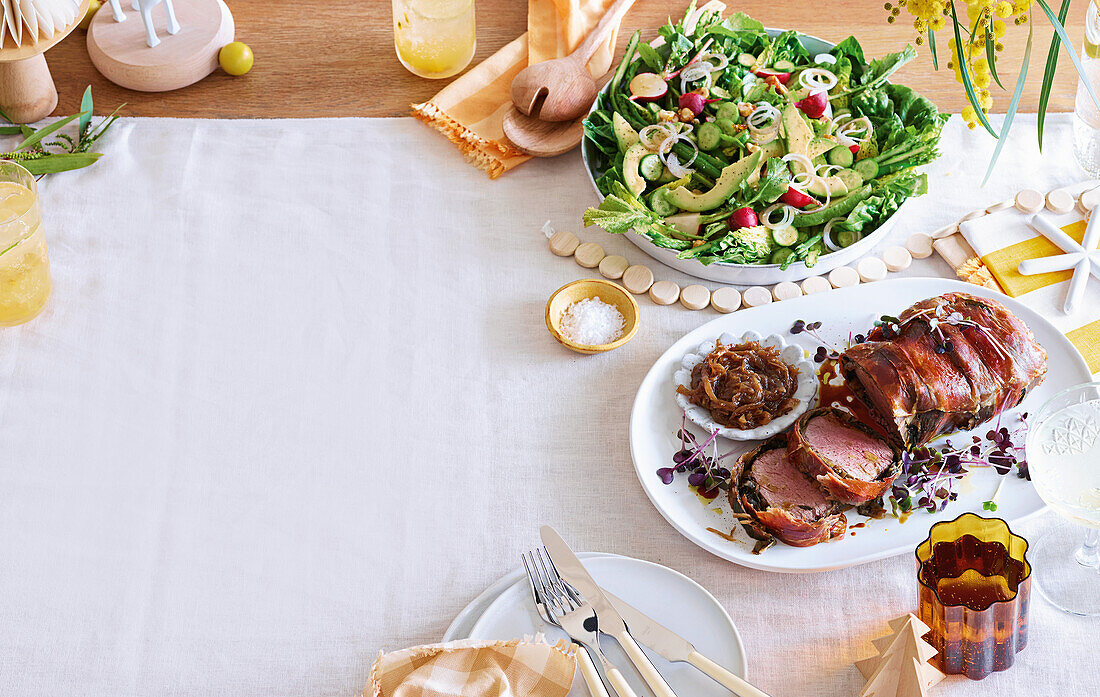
<box><xmin>581</xmin><ymin>29</ymin><xmax>908</xmax><ymax>286</ymax></box>
<box><xmin>673</xmin><ymin>330</ymin><xmax>816</xmax><ymax>441</ymax></box>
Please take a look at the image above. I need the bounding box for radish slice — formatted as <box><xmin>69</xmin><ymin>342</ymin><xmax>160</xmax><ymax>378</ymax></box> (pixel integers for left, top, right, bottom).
<box><xmin>780</xmin><ymin>187</ymin><xmax>818</xmax><ymax>209</ymax></box>
<box><xmin>753</xmin><ymin>68</ymin><xmax>791</xmax><ymax>84</ymax></box>
<box><xmin>798</xmin><ymin>68</ymin><xmax>838</xmax><ymax>92</ymax></box>
<box><xmin>728</xmin><ymin>207</ymin><xmax>759</xmax><ymax>229</ymax></box>
<box><xmin>762</xmin><ymin>203</ymin><xmax>795</xmax><ymax>229</ymax></box>
<box><xmin>630</xmin><ymin>73</ymin><xmax>669</xmax><ymax>102</ymax></box>
<box><xmin>678</xmin><ymin>92</ymin><xmax>717</xmax><ymax>117</ymax></box>
<box><xmin>795</xmin><ymin>90</ymin><xmax>828</xmax><ymax>119</ymax></box>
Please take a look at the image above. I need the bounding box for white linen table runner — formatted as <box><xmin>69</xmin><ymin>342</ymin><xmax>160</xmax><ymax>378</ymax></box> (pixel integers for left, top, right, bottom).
<box><xmin>0</xmin><ymin>114</ymin><xmax>1095</xmax><ymax>696</ymax></box>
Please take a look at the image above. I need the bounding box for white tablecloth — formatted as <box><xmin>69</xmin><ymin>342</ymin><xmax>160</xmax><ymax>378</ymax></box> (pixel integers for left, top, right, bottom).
<box><xmin>0</xmin><ymin>113</ymin><xmax>1096</xmax><ymax>696</ymax></box>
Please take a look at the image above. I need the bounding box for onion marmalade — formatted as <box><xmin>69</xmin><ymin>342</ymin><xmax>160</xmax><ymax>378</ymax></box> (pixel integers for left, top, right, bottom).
<box><xmin>677</xmin><ymin>340</ymin><xmax>799</xmax><ymax>429</ymax></box>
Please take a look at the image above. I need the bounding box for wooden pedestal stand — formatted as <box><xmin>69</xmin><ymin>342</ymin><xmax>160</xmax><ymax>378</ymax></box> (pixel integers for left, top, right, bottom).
<box><xmin>0</xmin><ymin>0</ymin><xmax>90</xmax><ymax>123</ymax></box>
<box><xmin>86</xmin><ymin>0</ymin><xmax>233</xmax><ymax>92</ymax></box>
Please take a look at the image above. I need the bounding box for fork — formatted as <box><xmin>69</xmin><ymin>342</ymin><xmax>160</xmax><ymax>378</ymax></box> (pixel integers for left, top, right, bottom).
<box><xmin>523</xmin><ymin>550</ymin><xmax>639</xmax><ymax>697</ymax></box>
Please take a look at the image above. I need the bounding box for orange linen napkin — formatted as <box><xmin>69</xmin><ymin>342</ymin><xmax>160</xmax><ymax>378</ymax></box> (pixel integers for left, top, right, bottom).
<box><xmin>367</xmin><ymin>638</ymin><xmax>576</xmax><ymax>697</ymax></box>
<box><xmin>411</xmin><ymin>0</ymin><xmax>623</xmax><ymax>179</ymax></box>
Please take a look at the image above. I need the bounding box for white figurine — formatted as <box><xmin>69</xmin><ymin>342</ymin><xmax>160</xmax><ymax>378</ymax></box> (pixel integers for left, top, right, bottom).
<box><xmin>106</xmin><ymin>0</ymin><xmax>181</xmax><ymax>48</ymax></box>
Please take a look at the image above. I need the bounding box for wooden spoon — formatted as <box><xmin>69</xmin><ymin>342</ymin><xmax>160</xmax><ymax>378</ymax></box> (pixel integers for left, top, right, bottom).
<box><xmin>502</xmin><ymin>108</ymin><xmax>584</xmax><ymax>157</ymax></box>
<box><xmin>510</xmin><ymin>0</ymin><xmax>638</xmax><ymax>122</ymax></box>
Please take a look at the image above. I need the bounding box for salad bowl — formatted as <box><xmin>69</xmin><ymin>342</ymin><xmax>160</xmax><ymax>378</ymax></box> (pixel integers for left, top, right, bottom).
<box><xmin>581</xmin><ymin>15</ymin><xmax>939</xmax><ymax>285</ymax></box>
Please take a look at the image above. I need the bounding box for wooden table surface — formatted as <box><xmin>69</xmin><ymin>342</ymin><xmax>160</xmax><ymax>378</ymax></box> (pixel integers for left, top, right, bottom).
<box><xmin>45</xmin><ymin>0</ymin><xmax>1083</xmax><ymax>118</ymax></box>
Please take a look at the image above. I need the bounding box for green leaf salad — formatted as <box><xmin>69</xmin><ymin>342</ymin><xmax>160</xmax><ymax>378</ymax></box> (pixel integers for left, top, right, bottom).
<box><xmin>582</xmin><ymin>5</ymin><xmax>947</xmax><ymax>269</ymax></box>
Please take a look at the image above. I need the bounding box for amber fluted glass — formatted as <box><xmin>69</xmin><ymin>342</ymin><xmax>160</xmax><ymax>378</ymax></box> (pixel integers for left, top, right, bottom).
<box><xmin>916</xmin><ymin>512</ymin><xmax>1031</xmax><ymax>680</ymax></box>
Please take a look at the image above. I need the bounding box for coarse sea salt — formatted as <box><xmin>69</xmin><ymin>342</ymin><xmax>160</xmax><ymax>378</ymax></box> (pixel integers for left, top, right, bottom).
<box><xmin>559</xmin><ymin>297</ymin><xmax>625</xmax><ymax>346</ymax></box>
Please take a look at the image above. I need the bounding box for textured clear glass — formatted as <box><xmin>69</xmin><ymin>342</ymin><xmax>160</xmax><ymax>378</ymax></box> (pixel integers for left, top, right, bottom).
<box><xmin>1024</xmin><ymin>381</ymin><xmax>1100</xmax><ymax>616</ymax></box>
<box><xmin>392</xmin><ymin>0</ymin><xmax>476</xmax><ymax>79</ymax></box>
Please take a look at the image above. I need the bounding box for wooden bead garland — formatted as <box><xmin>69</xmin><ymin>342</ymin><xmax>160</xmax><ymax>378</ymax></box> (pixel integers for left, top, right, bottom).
<box><xmin>622</xmin><ymin>265</ymin><xmax>654</xmax><ymax>294</ymax></box>
<box><xmin>649</xmin><ymin>280</ymin><xmax>680</xmax><ymax>306</ymax></box>
<box><xmin>598</xmin><ymin>255</ymin><xmax>629</xmax><ymax>280</ymax></box>
<box><xmin>680</xmin><ymin>284</ymin><xmax>710</xmax><ymax>310</ymax></box>
<box><xmin>710</xmin><ymin>287</ymin><xmax>741</xmax><ymax>313</ymax></box>
<box><xmin>574</xmin><ymin>242</ymin><xmax>605</xmax><ymax>268</ymax></box>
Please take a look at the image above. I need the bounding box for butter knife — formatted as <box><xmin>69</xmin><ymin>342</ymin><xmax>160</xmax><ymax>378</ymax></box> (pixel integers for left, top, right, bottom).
<box><xmin>541</xmin><ymin>526</ymin><xmax>678</xmax><ymax>697</ymax></box>
<box><xmin>604</xmin><ymin>589</ymin><xmax>772</xmax><ymax>697</ymax></box>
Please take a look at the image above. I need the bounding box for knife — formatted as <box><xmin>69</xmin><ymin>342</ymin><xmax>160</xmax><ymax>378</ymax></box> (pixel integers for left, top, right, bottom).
<box><xmin>541</xmin><ymin>526</ymin><xmax>678</xmax><ymax>697</ymax></box>
<box><xmin>604</xmin><ymin>589</ymin><xmax>773</xmax><ymax>697</ymax></box>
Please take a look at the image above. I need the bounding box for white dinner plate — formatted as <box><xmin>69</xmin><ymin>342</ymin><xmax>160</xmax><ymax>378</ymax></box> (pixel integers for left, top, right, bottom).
<box><xmin>630</xmin><ymin>277</ymin><xmax>1092</xmax><ymax>573</ymax></box>
<box><xmin>442</xmin><ymin>552</ymin><xmax>617</xmax><ymax>643</ymax></box>
<box><xmin>466</xmin><ymin>555</ymin><xmax>748</xmax><ymax>697</ymax></box>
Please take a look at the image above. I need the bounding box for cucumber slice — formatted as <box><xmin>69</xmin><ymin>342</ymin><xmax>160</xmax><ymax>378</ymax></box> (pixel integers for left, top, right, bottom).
<box><xmin>769</xmin><ymin>247</ymin><xmax>794</xmax><ymax>265</ymax></box>
<box><xmin>640</xmin><ymin>153</ymin><xmax>664</xmax><ymax>181</ymax></box>
<box><xmin>837</xmin><ymin>229</ymin><xmax>861</xmax><ymax>248</ymax></box>
<box><xmin>697</xmin><ymin>122</ymin><xmax>722</xmax><ymax>151</ymax></box>
<box><xmin>716</xmin><ymin>102</ymin><xmax>741</xmax><ymax>122</ymax></box>
<box><xmin>773</xmin><ymin>59</ymin><xmax>796</xmax><ymax>71</ymax></box>
<box><xmin>771</xmin><ymin>226</ymin><xmax>798</xmax><ymax>246</ymax></box>
<box><xmin>836</xmin><ymin>168</ymin><xmax>863</xmax><ymax>191</ymax></box>
<box><xmin>826</xmin><ymin>144</ymin><xmax>854</xmax><ymax>168</ymax></box>
<box><xmin>738</xmin><ymin>53</ymin><xmax>756</xmax><ymax>67</ymax></box>
<box><xmin>853</xmin><ymin>158</ymin><xmax>879</xmax><ymax>180</ymax></box>
<box><xmin>649</xmin><ymin>189</ymin><xmax>678</xmax><ymax>216</ymax></box>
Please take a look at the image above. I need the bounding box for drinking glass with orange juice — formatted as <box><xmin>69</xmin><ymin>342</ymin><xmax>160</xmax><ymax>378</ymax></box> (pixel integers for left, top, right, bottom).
<box><xmin>392</xmin><ymin>0</ymin><xmax>475</xmax><ymax>79</ymax></box>
<box><xmin>0</xmin><ymin>161</ymin><xmax>51</xmax><ymax>326</ymax></box>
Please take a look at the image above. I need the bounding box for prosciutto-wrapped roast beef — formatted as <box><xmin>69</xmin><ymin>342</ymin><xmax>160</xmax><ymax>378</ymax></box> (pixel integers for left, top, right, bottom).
<box><xmin>730</xmin><ymin>433</ymin><xmax>847</xmax><ymax>552</ymax></box>
<box><xmin>840</xmin><ymin>292</ymin><xmax>1047</xmax><ymax>450</ymax></box>
<box><xmin>788</xmin><ymin>407</ymin><xmax>902</xmax><ymax>505</ymax></box>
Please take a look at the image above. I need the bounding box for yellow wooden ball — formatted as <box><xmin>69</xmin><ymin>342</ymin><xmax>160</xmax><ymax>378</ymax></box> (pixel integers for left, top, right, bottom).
<box><xmin>219</xmin><ymin>42</ymin><xmax>254</xmax><ymax>76</ymax></box>
<box><xmin>79</xmin><ymin>0</ymin><xmax>101</xmax><ymax>30</ymax></box>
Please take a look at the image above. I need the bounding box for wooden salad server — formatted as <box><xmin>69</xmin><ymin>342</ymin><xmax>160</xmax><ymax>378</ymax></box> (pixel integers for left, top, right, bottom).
<box><xmin>501</xmin><ymin>109</ymin><xmax>584</xmax><ymax>157</ymax></box>
<box><xmin>510</xmin><ymin>0</ymin><xmax>638</xmax><ymax>122</ymax></box>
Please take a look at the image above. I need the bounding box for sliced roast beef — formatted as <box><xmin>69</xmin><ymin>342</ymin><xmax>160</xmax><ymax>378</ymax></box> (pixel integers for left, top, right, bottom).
<box><xmin>788</xmin><ymin>407</ymin><xmax>901</xmax><ymax>504</ymax></box>
<box><xmin>840</xmin><ymin>292</ymin><xmax>1047</xmax><ymax>449</ymax></box>
<box><xmin>730</xmin><ymin>434</ymin><xmax>846</xmax><ymax>552</ymax></box>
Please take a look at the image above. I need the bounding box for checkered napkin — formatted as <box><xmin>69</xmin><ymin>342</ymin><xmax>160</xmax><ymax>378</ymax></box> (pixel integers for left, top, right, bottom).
<box><xmin>959</xmin><ymin>180</ymin><xmax>1100</xmax><ymax>374</ymax></box>
<box><xmin>367</xmin><ymin>638</ymin><xmax>576</xmax><ymax>697</ymax></box>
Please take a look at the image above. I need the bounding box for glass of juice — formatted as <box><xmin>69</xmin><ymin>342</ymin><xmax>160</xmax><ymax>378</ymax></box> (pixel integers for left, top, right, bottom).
<box><xmin>0</xmin><ymin>161</ymin><xmax>51</xmax><ymax>326</ymax></box>
<box><xmin>392</xmin><ymin>0</ymin><xmax>476</xmax><ymax>79</ymax></box>
<box><xmin>1025</xmin><ymin>381</ymin><xmax>1100</xmax><ymax>616</ymax></box>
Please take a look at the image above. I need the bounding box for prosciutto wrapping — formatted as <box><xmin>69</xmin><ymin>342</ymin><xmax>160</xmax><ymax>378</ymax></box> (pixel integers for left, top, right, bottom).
<box><xmin>731</xmin><ymin>434</ymin><xmax>847</xmax><ymax>552</ymax></box>
<box><xmin>840</xmin><ymin>293</ymin><xmax>1047</xmax><ymax>450</ymax></box>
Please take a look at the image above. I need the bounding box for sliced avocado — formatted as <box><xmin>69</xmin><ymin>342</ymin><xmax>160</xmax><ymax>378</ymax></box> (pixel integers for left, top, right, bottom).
<box><xmin>758</xmin><ymin>139</ymin><xmax>785</xmax><ymax>161</ymax></box>
<box><xmin>622</xmin><ymin>143</ymin><xmax>649</xmax><ymax>197</ymax></box>
<box><xmin>836</xmin><ymin>168</ymin><xmax>863</xmax><ymax>191</ymax></box>
<box><xmin>612</xmin><ymin>112</ymin><xmax>639</xmax><ymax>150</ymax></box>
<box><xmin>781</xmin><ymin>103</ymin><xmax>814</xmax><ymax>157</ymax></box>
<box><xmin>665</xmin><ymin>150</ymin><xmax>764</xmax><ymax>212</ymax></box>
<box><xmin>806</xmin><ymin>175</ymin><xmax>849</xmax><ymax>199</ymax></box>
<box><xmin>809</xmin><ymin>136</ymin><xmax>838</xmax><ymax>160</ymax></box>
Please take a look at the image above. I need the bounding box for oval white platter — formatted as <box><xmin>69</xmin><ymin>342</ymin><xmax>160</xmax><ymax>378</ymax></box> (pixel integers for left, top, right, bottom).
<box><xmin>581</xmin><ymin>29</ymin><xmax>911</xmax><ymax>285</ymax></box>
<box><xmin>629</xmin><ymin>277</ymin><xmax>1091</xmax><ymax>573</ymax></box>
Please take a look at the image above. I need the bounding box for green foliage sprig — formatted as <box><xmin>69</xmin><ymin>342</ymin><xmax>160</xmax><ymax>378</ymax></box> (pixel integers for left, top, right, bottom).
<box><xmin>0</xmin><ymin>87</ymin><xmax>123</xmax><ymax>176</ymax></box>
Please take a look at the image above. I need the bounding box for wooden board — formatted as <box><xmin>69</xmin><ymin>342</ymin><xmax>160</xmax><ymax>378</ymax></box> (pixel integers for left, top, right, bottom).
<box><xmin>42</xmin><ymin>0</ymin><xmax>1082</xmax><ymax>118</ymax></box>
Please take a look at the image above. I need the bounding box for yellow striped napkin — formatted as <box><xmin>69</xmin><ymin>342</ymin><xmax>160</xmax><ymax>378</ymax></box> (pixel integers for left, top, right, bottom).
<box><xmin>367</xmin><ymin>638</ymin><xmax>576</xmax><ymax>697</ymax></box>
<box><xmin>959</xmin><ymin>181</ymin><xmax>1100</xmax><ymax>373</ymax></box>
